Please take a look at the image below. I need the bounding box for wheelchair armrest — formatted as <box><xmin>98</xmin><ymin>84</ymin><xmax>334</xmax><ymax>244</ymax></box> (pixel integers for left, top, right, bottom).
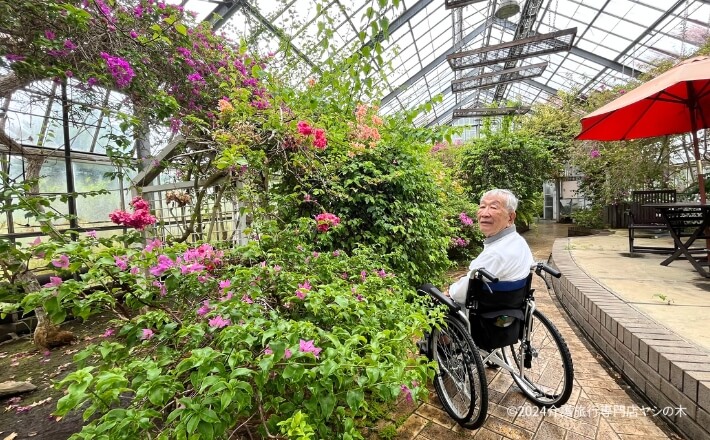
<box><xmin>417</xmin><ymin>283</ymin><xmax>461</xmax><ymax>313</ymax></box>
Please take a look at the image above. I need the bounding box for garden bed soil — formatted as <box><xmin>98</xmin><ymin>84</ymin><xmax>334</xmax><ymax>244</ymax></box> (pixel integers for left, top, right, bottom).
<box><xmin>0</xmin><ymin>315</ymin><xmax>112</xmax><ymax>440</ymax></box>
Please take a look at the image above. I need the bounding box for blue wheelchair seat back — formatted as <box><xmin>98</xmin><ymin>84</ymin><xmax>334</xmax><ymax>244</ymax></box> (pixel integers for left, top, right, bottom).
<box><xmin>465</xmin><ymin>273</ymin><xmax>533</xmax><ymax>350</ymax></box>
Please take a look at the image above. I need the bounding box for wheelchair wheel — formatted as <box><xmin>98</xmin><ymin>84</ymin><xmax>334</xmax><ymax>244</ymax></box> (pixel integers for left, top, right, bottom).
<box><xmin>430</xmin><ymin>315</ymin><xmax>488</xmax><ymax>428</ymax></box>
<box><xmin>502</xmin><ymin>309</ymin><xmax>573</xmax><ymax>408</ymax></box>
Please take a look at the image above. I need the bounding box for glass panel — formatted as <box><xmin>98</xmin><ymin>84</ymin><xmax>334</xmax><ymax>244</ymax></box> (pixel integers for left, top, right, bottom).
<box><xmin>73</xmin><ymin>160</ymin><xmax>129</xmax><ymax>226</ymax></box>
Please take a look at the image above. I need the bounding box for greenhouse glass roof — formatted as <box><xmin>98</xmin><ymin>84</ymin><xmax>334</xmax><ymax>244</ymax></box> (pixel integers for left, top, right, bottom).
<box><xmin>168</xmin><ymin>0</ymin><xmax>710</xmax><ymax>129</ymax></box>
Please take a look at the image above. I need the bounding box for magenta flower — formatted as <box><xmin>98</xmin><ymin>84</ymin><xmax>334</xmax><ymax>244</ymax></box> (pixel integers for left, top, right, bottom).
<box><xmin>219</xmin><ymin>280</ymin><xmax>231</xmax><ymax>290</ymax></box>
<box><xmin>44</xmin><ymin>30</ymin><xmax>56</xmax><ymax>40</ymax></box>
<box><xmin>44</xmin><ymin>276</ymin><xmax>63</xmax><ymax>288</ymax></box>
<box><xmin>313</xmin><ymin>128</ymin><xmax>327</xmax><ymax>149</ymax></box>
<box><xmin>51</xmin><ymin>255</ymin><xmax>70</xmax><ymax>269</ymax></box>
<box><xmin>149</xmin><ymin>255</ymin><xmax>174</xmax><ymax>276</ymax></box>
<box><xmin>208</xmin><ymin>315</ymin><xmax>231</xmax><ymax>328</ymax></box>
<box><xmin>196</xmin><ymin>300</ymin><xmax>212</xmax><ymax>316</ymax></box>
<box><xmin>100</xmin><ymin>52</ymin><xmax>135</xmax><ymax>88</ymax></box>
<box><xmin>263</xmin><ymin>347</ymin><xmax>273</xmax><ymax>355</ymax></box>
<box><xmin>131</xmin><ymin>196</ymin><xmax>149</xmax><ymax>210</ymax></box>
<box><xmin>219</xmin><ymin>292</ymin><xmax>233</xmax><ymax>302</ymax></box>
<box><xmin>144</xmin><ymin>239</ymin><xmax>162</xmax><ymax>252</ymax></box>
<box><xmin>297</xmin><ymin>121</ymin><xmax>313</xmax><ymax>135</ymax></box>
<box><xmin>299</xmin><ymin>339</ymin><xmax>322</xmax><ymax>358</ymax></box>
<box><xmin>141</xmin><ymin>328</ymin><xmax>154</xmax><ymax>340</ymax></box>
<box><xmin>129</xmin><ymin>30</ymin><xmax>138</xmax><ymax>38</ymax></box>
<box><xmin>273</xmin><ymin>265</ymin><xmax>282</xmax><ymax>272</ymax></box>
<box><xmin>451</xmin><ymin>237</ymin><xmax>469</xmax><ymax>247</ymax></box>
<box><xmin>86</xmin><ymin>230</ymin><xmax>97</xmax><ymax>238</ymax></box>
<box><xmin>30</xmin><ymin>237</ymin><xmax>42</xmax><ymax>247</ymax></box>
<box><xmin>459</xmin><ymin>212</ymin><xmax>474</xmax><ymax>226</ymax></box>
<box><xmin>284</xmin><ymin>348</ymin><xmax>293</xmax><ymax>359</ymax></box>
<box><xmin>114</xmin><ymin>255</ymin><xmax>128</xmax><ymax>271</ymax></box>
<box><xmin>241</xmin><ymin>294</ymin><xmax>254</xmax><ymax>304</ymax></box>
<box><xmin>400</xmin><ymin>384</ymin><xmax>413</xmax><ymax>402</ymax></box>
<box><xmin>102</xmin><ymin>328</ymin><xmax>115</xmax><ymax>338</ymax></box>
<box><xmin>152</xmin><ymin>280</ymin><xmax>167</xmax><ymax>296</ymax></box>
<box><xmin>315</xmin><ymin>213</ymin><xmax>340</xmax><ymax>232</ymax></box>
<box><xmin>590</xmin><ymin>149</ymin><xmax>601</xmax><ymax>158</ymax></box>
<box><xmin>187</xmin><ymin>72</ymin><xmax>203</xmax><ymax>82</ymax></box>
<box><xmin>360</xmin><ymin>270</ymin><xmax>367</xmax><ymax>282</ymax></box>
<box><xmin>63</xmin><ymin>39</ymin><xmax>77</xmax><ymax>50</ymax></box>
<box><xmin>5</xmin><ymin>54</ymin><xmax>25</xmax><ymax>62</ymax></box>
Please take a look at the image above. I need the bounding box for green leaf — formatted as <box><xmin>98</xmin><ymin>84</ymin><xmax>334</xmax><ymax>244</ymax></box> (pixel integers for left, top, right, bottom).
<box><xmin>319</xmin><ymin>394</ymin><xmax>336</xmax><ymax>419</ymax></box>
<box><xmin>320</xmin><ymin>359</ymin><xmax>338</xmax><ymax>377</ymax></box>
<box><xmin>175</xmin><ymin>23</ymin><xmax>187</xmax><ymax>36</ymax></box>
<box><xmin>282</xmin><ymin>364</ymin><xmax>305</xmax><ymax>381</ymax></box>
<box><xmin>346</xmin><ymin>389</ymin><xmax>364</xmax><ymax>411</ymax></box>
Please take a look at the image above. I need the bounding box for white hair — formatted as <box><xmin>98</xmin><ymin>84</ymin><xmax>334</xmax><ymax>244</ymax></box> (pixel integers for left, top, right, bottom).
<box><xmin>480</xmin><ymin>189</ymin><xmax>519</xmax><ymax>213</ymax></box>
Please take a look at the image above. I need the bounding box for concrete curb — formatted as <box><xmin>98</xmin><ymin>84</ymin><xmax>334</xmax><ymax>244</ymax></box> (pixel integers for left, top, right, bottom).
<box><xmin>551</xmin><ymin>237</ymin><xmax>710</xmax><ymax>440</ymax></box>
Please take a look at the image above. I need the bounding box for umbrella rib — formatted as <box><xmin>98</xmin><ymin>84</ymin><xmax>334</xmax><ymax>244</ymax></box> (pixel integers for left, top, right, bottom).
<box><xmin>619</xmin><ymin>95</ymin><xmax>659</xmax><ymax>140</ymax></box>
<box><xmin>656</xmin><ymin>89</ymin><xmax>685</xmax><ymax>104</ymax></box>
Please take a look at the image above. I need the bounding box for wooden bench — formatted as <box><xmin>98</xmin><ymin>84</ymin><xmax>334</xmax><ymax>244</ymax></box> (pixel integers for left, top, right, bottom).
<box><xmin>627</xmin><ymin>190</ymin><xmax>677</xmax><ymax>254</ymax></box>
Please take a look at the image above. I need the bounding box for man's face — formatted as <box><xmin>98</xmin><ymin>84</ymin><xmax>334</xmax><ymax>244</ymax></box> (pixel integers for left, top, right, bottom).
<box><xmin>477</xmin><ymin>195</ymin><xmax>515</xmax><ymax>237</ymax></box>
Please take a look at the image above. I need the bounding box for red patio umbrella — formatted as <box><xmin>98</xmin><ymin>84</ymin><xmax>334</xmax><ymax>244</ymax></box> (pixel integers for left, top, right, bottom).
<box><xmin>576</xmin><ymin>55</ymin><xmax>710</xmax><ymax>203</ymax></box>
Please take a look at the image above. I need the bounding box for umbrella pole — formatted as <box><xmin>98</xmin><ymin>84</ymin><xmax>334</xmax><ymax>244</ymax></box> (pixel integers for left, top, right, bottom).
<box><xmin>692</xmin><ymin>130</ymin><xmax>706</xmax><ymax>204</ymax></box>
<box><xmin>691</xmin><ymin>128</ymin><xmax>710</xmax><ymax>266</ymax></box>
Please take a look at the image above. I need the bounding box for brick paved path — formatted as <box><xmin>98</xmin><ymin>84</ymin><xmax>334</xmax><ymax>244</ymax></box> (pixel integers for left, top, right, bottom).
<box><xmin>384</xmin><ymin>222</ymin><xmax>683</xmax><ymax>440</ymax></box>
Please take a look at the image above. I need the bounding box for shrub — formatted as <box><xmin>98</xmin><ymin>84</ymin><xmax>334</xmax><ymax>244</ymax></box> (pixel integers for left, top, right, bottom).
<box><xmin>20</xmin><ymin>219</ymin><xmax>435</xmax><ymax>439</ymax></box>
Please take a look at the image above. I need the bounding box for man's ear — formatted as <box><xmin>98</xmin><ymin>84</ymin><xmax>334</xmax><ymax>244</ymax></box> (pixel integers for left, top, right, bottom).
<box><xmin>509</xmin><ymin>211</ymin><xmax>517</xmax><ymax>224</ymax></box>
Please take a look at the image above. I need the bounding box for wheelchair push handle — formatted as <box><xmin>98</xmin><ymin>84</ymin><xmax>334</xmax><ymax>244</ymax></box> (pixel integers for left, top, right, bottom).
<box><xmin>474</xmin><ymin>268</ymin><xmax>499</xmax><ymax>283</ymax></box>
<box><xmin>533</xmin><ymin>262</ymin><xmax>561</xmax><ymax>278</ymax></box>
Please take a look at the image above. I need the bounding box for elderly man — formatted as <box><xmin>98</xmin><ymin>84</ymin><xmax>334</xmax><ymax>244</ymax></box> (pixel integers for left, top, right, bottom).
<box><xmin>448</xmin><ymin>189</ymin><xmax>534</xmax><ymax>306</ymax></box>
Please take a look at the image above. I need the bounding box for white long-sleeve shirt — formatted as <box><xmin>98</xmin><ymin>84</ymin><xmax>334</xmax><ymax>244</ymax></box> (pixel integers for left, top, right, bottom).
<box><xmin>449</xmin><ymin>226</ymin><xmax>534</xmax><ymax>306</ymax></box>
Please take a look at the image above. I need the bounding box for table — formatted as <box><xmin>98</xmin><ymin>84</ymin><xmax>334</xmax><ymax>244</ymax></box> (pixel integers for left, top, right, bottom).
<box><xmin>644</xmin><ymin>203</ymin><xmax>710</xmax><ymax>277</ymax></box>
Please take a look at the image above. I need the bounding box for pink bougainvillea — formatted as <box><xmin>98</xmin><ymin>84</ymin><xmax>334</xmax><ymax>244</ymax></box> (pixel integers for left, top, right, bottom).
<box><xmin>459</xmin><ymin>212</ymin><xmax>474</xmax><ymax>226</ymax></box>
<box><xmin>100</xmin><ymin>52</ymin><xmax>135</xmax><ymax>88</ymax></box>
<box><xmin>315</xmin><ymin>213</ymin><xmax>340</xmax><ymax>232</ymax></box>
<box><xmin>299</xmin><ymin>339</ymin><xmax>322</xmax><ymax>358</ymax></box>
<box><xmin>109</xmin><ymin>196</ymin><xmax>156</xmax><ymax>230</ymax></box>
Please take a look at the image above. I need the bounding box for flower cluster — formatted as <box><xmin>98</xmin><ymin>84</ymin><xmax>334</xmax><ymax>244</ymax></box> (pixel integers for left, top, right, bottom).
<box><xmin>295</xmin><ymin>280</ymin><xmax>312</xmax><ymax>300</ymax></box>
<box><xmin>165</xmin><ymin>190</ymin><xmax>191</xmax><ymax>207</ymax></box>
<box><xmin>315</xmin><ymin>213</ymin><xmax>341</xmax><ymax>233</ymax></box>
<box><xmin>450</xmin><ymin>237</ymin><xmax>469</xmax><ymax>247</ymax></box>
<box><xmin>296</xmin><ymin>121</ymin><xmax>328</xmax><ymax>150</ymax></box>
<box><xmin>459</xmin><ymin>212</ymin><xmax>474</xmax><ymax>226</ymax></box>
<box><xmin>100</xmin><ymin>52</ymin><xmax>135</xmax><ymax>88</ymax></box>
<box><xmin>348</xmin><ymin>103</ymin><xmax>383</xmax><ymax>155</ymax></box>
<box><xmin>299</xmin><ymin>339</ymin><xmax>322</xmax><ymax>358</ymax></box>
<box><xmin>590</xmin><ymin>149</ymin><xmax>601</xmax><ymax>158</ymax></box>
<box><xmin>431</xmin><ymin>142</ymin><xmax>448</xmax><ymax>153</ymax></box>
<box><xmin>109</xmin><ymin>197</ymin><xmax>156</xmax><ymax>230</ymax></box>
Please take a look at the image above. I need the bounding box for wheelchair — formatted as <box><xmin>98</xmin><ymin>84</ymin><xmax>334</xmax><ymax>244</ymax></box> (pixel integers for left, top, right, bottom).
<box><xmin>417</xmin><ymin>262</ymin><xmax>574</xmax><ymax>429</ymax></box>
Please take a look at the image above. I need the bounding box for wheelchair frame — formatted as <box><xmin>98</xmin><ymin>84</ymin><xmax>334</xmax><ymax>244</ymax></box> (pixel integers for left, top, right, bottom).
<box><xmin>418</xmin><ymin>262</ymin><xmax>574</xmax><ymax>429</ymax></box>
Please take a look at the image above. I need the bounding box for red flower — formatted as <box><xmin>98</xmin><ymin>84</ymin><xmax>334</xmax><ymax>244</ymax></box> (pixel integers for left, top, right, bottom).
<box><xmin>297</xmin><ymin>121</ymin><xmax>313</xmax><ymax>135</ymax></box>
<box><xmin>315</xmin><ymin>213</ymin><xmax>340</xmax><ymax>232</ymax></box>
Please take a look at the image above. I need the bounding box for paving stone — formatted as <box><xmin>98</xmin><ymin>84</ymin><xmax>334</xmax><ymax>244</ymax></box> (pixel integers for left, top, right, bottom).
<box><xmin>417</xmin><ymin>420</ymin><xmax>473</xmax><ymax>440</ymax></box>
<box><xmin>533</xmin><ymin>420</ymin><xmax>568</xmax><ymax>439</ymax></box>
<box><xmin>472</xmin><ymin>427</ymin><xmax>503</xmax><ymax>440</ymax></box>
<box><xmin>483</xmin><ymin>415</ymin><xmax>534</xmax><ymax>440</ymax></box>
<box><xmin>396</xmin><ymin>414</ymin><xmax>428</xmax><ymax>440</ymax></box>
<box><xmin>415</xmin><ymin>403</ymin><xmax>457</xmax><ymax>429</ymax></box>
